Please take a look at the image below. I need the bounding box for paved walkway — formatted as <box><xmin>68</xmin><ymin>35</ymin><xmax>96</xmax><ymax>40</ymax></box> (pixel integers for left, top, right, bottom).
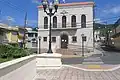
<box><xmin>35</xmin><ymin>43</ymin><xmax>120</xmax><ymax>80</ymax></box>
<box><xmin>35</xmin><ymin>66</ymin><xmax>120</xmax><ymax>80</ymax></box>
<box><xmin>68</xmin><ymin>64</ymin><xmax>119</xmax><ymax>71</ymax></box>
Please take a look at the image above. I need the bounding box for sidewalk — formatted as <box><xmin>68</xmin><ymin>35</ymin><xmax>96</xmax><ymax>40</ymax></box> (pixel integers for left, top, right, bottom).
<box><xmin>35</xmin><ymin>65</ymin><xmax>120</xmax><ymax>80</ymax></box>
<box><xmin>35</xmin><ymin>44</ymin><xmax>120</xmax><ymax>80</ymax></box>
<box><xmin>65</xmin><ymin>64</ymin><xmax>120</xmax><ymax>71</ymax></box>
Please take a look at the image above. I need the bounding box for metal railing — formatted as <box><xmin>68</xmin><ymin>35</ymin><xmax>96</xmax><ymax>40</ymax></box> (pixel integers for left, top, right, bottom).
<box><xmin>38</xmin><ymin>22</ymin><xmax>93</xmax><ymax>29</ymax></box>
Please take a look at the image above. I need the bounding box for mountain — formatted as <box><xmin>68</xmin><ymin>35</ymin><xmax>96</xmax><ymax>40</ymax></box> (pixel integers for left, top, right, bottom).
<box><xmin>94</xmin><ymin>23</ymin><xmax>114</xmax><ymax>30</ymax></box>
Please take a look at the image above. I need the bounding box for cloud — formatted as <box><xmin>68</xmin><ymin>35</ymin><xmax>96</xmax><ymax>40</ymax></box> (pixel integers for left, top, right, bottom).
<box><xmin>94</xmin><ymin>18</ymin><xmax>102</xmax><ymax>23</ymax></box>
<box><xmin>6</xmin><ymin>16</ymin><xmax>15</xmax><ymax>22</ymax></box>
<box><xmin>103</xmin><ymin>5</ymin><xmax>120</xmax><ymax>14</ymax></box>
<box><xmin>32</xmin><ymin>0</ymin><xmax>41</xmax><ymax>4</ymax></box>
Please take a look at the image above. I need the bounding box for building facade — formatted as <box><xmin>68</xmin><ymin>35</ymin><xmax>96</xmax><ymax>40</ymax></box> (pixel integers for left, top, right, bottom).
<box><xmin>94</xmin><ymin>30</ymin><xmax>100</xmax><ymax>42</ymax></box>
<box><xmin>38</xmin><ymin>2</ymin><xmax>94</xmax><ymax>53</ymax></box>
<box><xmin>26</xmin><ymin>27</ymin><xmax>38</xmax><ymax>52</ymax></box>
<box><xmin>0</xmin><ymin>23</ymin><xmax>25</xmax><ymax>45</ymax></box>
<box><xmin>0</xmin><ymin>23</ymin><xmax>8</xmax><ymax>44</ymax></box>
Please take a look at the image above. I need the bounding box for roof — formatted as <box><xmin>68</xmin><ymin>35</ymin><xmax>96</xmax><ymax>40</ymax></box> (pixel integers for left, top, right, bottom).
<box><xmin>0</xmin><ymin>24</ymin><xmax>26</xmax><ymax>32</ymax></box>
<box><xmin>26</xmin><ymin>31</ymin><xmax>38</xmax><ymax>33</ymax></box>
<box><xmin>38</xmin><ymin>2</ymin><xmax>94</xmax><ymax>8</ymax></box>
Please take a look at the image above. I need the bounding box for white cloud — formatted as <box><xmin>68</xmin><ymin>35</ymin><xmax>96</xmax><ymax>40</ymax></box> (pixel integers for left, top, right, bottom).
<box><xmin>94</xmin><ymin>18</ymin><xmax>102</xmax><ymax>23</ymax></box>
<box><xmin>32</xmin><ymin>0</ymin><xmax>41</xmax><ymax>4</ymax></box>
<box><xmin>6</xmin><ymin>16</ymin><xmax>15</xmax><ymax>22</ymax></box>
<box><xmin>103</xmin><ymin>5</ymin><xmax>120</xmax><ymax>14</ymax></box>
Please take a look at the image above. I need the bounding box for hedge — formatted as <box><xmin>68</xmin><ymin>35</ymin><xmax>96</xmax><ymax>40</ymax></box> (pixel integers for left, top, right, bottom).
<box><xmin>0</xmin><ymin>44</ymin><xmax>31</xmax><ymax>59</ymax></box>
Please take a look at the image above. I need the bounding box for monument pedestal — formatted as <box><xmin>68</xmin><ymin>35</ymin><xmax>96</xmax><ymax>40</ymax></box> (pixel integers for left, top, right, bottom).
<box><xmin>36</xmin><ymin>53</ymin><xmax>62</xmax><ymax>69</ymax></box>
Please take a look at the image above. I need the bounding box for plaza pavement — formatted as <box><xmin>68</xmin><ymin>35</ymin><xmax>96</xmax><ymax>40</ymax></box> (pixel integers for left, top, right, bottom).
<box><xmin>35</xmin><ymin>66</ymin><xmax>120</xmax><ymax>80</ymax></box>
<box><xmin>35</xmin><ymin>43</ymin><xmax>120</xmax><ymax>80</ymax></box>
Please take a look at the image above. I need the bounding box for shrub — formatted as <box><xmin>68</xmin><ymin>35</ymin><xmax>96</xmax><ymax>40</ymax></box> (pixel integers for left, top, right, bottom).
<box><xmin>12</xmin><ymin>48</ymin><xmax>27</xmax><ymax>58</ymax></box>
<box><xmin>9</xmin><ymin>43</ymin><xmax>19</xmax><ymax>47</ymax></box>
<box><xmin>0</xmin><ymin>44</ymin><xmax>31</xmax><ymax>59</ymax></box>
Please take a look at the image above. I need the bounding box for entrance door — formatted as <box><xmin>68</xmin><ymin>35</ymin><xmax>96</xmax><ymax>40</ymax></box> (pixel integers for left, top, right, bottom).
<box><xmin>61</xmin><ymin>34</ymin><xmax>68</xmax><ymax>49</ymax></box>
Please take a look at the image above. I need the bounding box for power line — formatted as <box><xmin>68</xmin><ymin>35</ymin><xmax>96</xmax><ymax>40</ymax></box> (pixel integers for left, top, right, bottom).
<box><xmin>0</xmin><ymin>0</ymin><xmax>25</xmax><ymax>13</ymax></box>
<box><xmin>0</xmin><ymin>0</ymin><xmax>120</xmax><ymax>27</ymax></box>
<box><xmin>0</xmin><ymin>0</ymin><xmax>28</xmax><ymax>26</ymax></box>
<box><xmin>37</xmin><ymin>15</ymin><xmax>120</xmax><ymax>26</ymax></box>
<box><xmin>27</xmin><ymin>15</ymin><xmax>120</xmax><ymax>28</ymax></box>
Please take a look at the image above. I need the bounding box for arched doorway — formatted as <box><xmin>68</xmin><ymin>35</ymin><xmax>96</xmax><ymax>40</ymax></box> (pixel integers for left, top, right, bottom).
<box><xmin>61</xmin><ymin>34</ymin><xmax>68</xmax><ymax>49</ymax></box>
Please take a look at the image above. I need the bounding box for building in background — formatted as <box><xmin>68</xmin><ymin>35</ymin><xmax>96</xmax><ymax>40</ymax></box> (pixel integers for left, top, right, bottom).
<box><xmin>109</xmin><ymin>18</ymin><xmax>120</xmax><ymax>49</ymax></box>
<box><xmin>94</xmin><ymin>30</ymin><xmax>100</xmax><ymax>42</ymax></box>
<box><xmin>0</xmin><ymin>23</ymin><xmax>26</xmax><ymax>47</ymax></box>
<box><xmin>0</xmin><ymin>23</ymin><xmax>8</xmax><ymax>44</ymax></box>
<box><xmin>26</xmin><ymin>27</ymin><xmax>38</xmax><ymax>53</ymax></box>
<box><xmin>38</xmin><ymin>2</ymin><xmax>94</xmax><ymax>54</ymax></box>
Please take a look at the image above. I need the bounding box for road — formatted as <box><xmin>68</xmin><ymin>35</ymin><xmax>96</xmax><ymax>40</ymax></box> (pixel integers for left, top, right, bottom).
<box><xmin>62</xmin><ymin>42</ymin><xmax>120</xmax><ymax>65</ymax></box>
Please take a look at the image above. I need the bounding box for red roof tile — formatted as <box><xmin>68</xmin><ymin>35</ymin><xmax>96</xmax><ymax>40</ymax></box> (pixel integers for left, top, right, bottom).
<box><xmin>38</xmin><ymin>2</ymin><xmax>94</xmax><ymax>8</ymax></box>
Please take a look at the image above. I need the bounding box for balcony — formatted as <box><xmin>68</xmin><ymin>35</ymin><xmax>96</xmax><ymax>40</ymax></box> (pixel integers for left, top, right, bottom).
<box><xmin>38</xmin><ymin>22</ymin><xmax>93</xmax><ymax>31</ymax></box>
<box><xmin>52</xmin><ymin>23</ymin><xmax>78</xmax><ymax>30</ymax></box>
<box><xmin>39</xmin><ymin>23</ymin><xmax>79</xmax><ymax>31</ymax></box>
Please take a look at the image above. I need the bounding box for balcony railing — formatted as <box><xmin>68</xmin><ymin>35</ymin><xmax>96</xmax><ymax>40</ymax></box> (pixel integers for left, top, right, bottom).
<box><xmin>39</xmin><ymin>22</ymin><xmax>93</xmax><ymax>30</ymax></box>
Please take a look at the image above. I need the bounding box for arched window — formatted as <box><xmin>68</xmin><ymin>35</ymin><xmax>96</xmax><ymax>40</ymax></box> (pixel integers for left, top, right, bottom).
<box><xmin>44</xmin><ymin>17</ymin><xmax>48</xmax><ymax>29</ymax></box>
<box><xmin>62</xmin><ymin>16</ymin><xmax>66</xmax><ymax>28</ymax></box>
<box><xmin>53</xmin><ymin>16</ymin><xmax>57</xmax><ymax>28</ymax></box>
<box><xmin>71</xmin><ymin>15</ymin><xmax>76</xmax><ymax>27</ymax></box>
<box><xmin>81</xmin><ymin>15</ymin><xmax>86</xmax><ymax>28</ymax></box>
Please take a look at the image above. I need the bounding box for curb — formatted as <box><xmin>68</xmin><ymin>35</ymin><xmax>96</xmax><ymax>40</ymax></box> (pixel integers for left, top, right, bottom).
<box><xmin>61</xmin><ymin>55</ymin><xmax>89</xmax><ymax>58</ymax></box>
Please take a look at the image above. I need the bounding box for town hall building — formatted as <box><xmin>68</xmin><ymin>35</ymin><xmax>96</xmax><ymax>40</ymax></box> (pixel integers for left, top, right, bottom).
<box><xmin>38</xmin><ymin>2</ymin><xmax>94</xmax><ymax>54</ymax></box>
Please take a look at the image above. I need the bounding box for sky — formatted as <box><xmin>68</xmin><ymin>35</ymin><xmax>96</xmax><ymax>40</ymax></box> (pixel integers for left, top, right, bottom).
<box><xmin>0</xmin><ymin>0</ymin><xmax>120</xmax><ymax>27</ymax></box>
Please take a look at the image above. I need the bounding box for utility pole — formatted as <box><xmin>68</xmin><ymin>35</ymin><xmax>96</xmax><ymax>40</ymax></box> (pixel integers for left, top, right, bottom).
<box><xmin>93</xmin><ymin>1</ymin><xmax>95</xmax><ymax>50</ymax></box>
<box><xmin>23</xmin><ymin>12</ymin><xmax>27</xmax><ymax>49</ymax></box>
<box><xmin>81</xmin><ymin>34</ymin><xmax>85</xmax><ymax>57</ymax></box>
<box><xmin>0</xmin><ymin>10</ymin><xmax>1</xmax><ymax>22</ymax></box>
<box><xmin>105</xmin><ymin>22</ymin><xmax>108</xmax><ymax>46</ymax></box>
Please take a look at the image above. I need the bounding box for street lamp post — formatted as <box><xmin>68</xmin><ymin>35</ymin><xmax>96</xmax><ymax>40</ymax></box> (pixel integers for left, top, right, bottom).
<box><xmin>41</xmin><ymin>0</ymin><xmax>59</xmax><ymax>53</ymax></box>
<box><xmin>38</xmin><ymin>36</ymin><xmax>41</xmax><ymax>54</ymax></box>
<box><xmin>81</xmin><ymin>34</ymin><xmax>85</xmax><ymax>57</ymax></box>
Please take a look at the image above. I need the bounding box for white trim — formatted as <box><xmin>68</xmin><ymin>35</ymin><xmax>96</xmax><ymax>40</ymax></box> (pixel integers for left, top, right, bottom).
<box><xmin>0</xmin><ymin>55</ymin><xmax>35</xmax><ymax>69</ymax></box>
<box><xmin>63</xmin><ymin>64</ymin><xmax>120</xmax><ymax>71</ymax></box>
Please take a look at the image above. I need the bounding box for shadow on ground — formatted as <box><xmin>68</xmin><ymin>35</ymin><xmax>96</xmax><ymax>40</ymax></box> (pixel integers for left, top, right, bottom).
<box><xmin>101</xmin><ymin>46</ymin><xmax>120</xmax><ymax>52</ymax></box>
<box><xmin>61</xmin><ymin>57</ymin><xmax>84</xmax><ymax>64</ymax></box>
<box><xmin>90</xmin><ymin>54</ymin><xmax>102</xmax><ymax>57</ymax></box>
<box><xmin>101</xmin><ymin>55</ymin><xmax>120</xmax><ymax>64</ymax></box>
<box><xmin>61</xmin><ymin>46</ymin><xmax>120</xmax><ymax>65</ymax></box>
<box><xmin>100</xmin><ymin>46</ymin><xmax>120</xmax><ymax>64</ymax></box>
